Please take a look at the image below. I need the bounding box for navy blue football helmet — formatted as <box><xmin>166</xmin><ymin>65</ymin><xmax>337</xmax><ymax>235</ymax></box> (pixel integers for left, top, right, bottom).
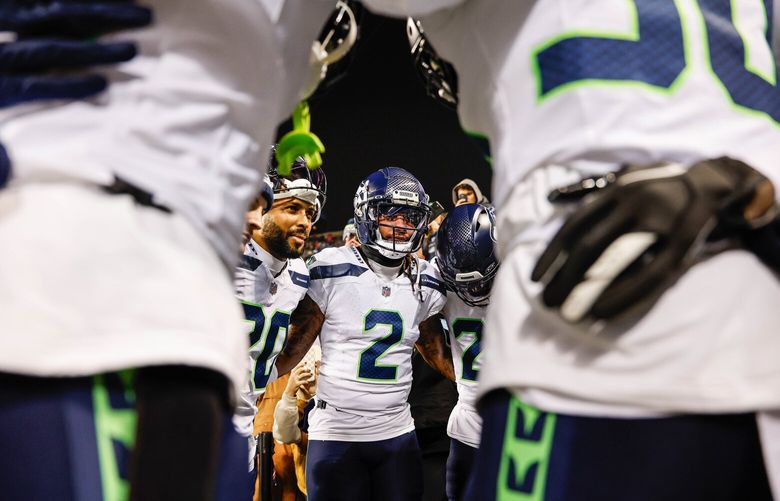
<box><xmin>435</xmin><ymin>203</ymin><xmax>499</xmax><ymax>306</ymax></box>
<box><xmin>267</xmin><ymin>147</ymin><xmax>327</xmax><ymax>222</ymax></box>
<box><xmin>354</xmin><ymin>167</ymin><xmax>431</xmax><ymax>259</ymax></box>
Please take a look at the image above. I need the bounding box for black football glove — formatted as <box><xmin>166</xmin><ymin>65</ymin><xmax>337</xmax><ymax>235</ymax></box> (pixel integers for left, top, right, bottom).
<box><xmin>531</xmin><ymin>157</ymin><xmax>775</xmax><ymax>323</ymax></box>
<box><xmin>743</xmin><ymin>215</ymin><xmax>780</xmax><ymax>272</ymax></box>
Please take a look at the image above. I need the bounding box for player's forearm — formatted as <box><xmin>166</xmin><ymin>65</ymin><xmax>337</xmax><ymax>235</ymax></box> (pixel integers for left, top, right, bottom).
<box><xmin>275</xmin><ymin>328</ymin><xmax>318</xmax><ymax>374</ymax></box>
<box><xmin>416</xmin><ymin>318</ymin><xmax>456</xmax><ymax>381</ymax></box>
<box><xmin>417</xmin><ymin>342</ymin><xmax>455</xmax><ymax>381</ymax></box>
<box><xmin>275</xmin><ymin>296</ymin><xmax>324</xmax><ymax>375</ymax></box>
<box><xmin>275</xmin><ymin>342</ymin><xmax>310</xmax><ymax>376</ymax></box>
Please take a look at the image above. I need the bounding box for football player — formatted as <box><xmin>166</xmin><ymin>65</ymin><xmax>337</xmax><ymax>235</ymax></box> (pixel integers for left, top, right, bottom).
<box><xmin>275</xmin><ymin>167</ymin><xmax>455</xmax><ymax>501</ymax></box>
<box><xmin>217</xmin><ymin>154</ymin><xmax>326</xmax><ymax>498</ymax></box>
<box><xmin>434</xmin><ymin>203</ymin><xmax>498</xmax><ymax>501</ymax></box>
<box><xmin>0</xmin><ymin>1</ymin><xmax>344</xmax><ymax>499</ymax></box>
<box><xmin>361</xmin><ymin>2</ymin><xmax>780</xmax><ymax>499</ymax></box>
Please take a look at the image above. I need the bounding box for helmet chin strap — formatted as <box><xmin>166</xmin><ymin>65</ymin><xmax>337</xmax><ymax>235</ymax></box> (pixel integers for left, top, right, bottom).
<box><xmin>360</xmin><ymin>243</ymin><xmax>404</xmax><ymax>267</ymax></box>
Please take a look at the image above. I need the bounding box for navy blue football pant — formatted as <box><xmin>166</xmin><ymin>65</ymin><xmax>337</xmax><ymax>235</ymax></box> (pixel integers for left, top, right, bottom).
<box><xmin>214</xmin><ymin>418</ymin><xmax>257</xmax><ymax>501</ymax></box>
<box><xmin>464</xmin><ymin>390</ymin><xmax>773</xmax><ymax>501</ymax></box>
<box><xmin>307</xmin><ymin>431</ymin><xmax>423</xmax><ymax>501</ymax></box>
<box><xmin>446</xmin><ymin>438</ymin><xmax>476</xmax><ymax>501</ymax></box>
<box><xmin>0</xmin><ymin>367</ymin><xmax>243</xmax><ymax>501</ymax></box>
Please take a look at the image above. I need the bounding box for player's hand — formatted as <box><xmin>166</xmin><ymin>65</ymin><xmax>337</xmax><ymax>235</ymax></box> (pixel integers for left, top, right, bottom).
<box><xmin>531</xmin><ymin>157</ymin><xmax>776</xmax><ymax>323</ymax></box>
<box><xmin>0</xmin><ymin>1</ymin><xmax>153</xmax><ymax>107</ymax></box>
<box><xmin>0</xmin><ymin>1</ymin><xmax>152</xmax><ymax>187</ymax></box>
<box><xmin>284</xmin><ymin>364</ymin><xmax>315</xmax><ymax>399</ymax></box>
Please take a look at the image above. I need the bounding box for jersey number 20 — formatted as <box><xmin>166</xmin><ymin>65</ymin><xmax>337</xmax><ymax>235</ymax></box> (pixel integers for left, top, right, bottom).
<box><xmin>242</xmin><ymin>302</ymin><xmax>291</xmax><ymax>392</ymax></box>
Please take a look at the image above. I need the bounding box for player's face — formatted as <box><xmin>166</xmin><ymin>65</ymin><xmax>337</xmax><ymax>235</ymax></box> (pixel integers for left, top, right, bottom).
<box><xmin>255</xmin><ymin>198</ymin><xmax>315</xmax><ymax>259</ymax></box>
<box><xmin>377</xmin><ymin>213</ymin><xmax>415</xmax><ymax>242</ymax></box>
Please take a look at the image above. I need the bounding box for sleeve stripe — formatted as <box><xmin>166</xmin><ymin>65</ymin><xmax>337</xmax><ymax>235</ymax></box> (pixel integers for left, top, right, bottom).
<box><xmin>288</xmin><ymin>270</ymin><xmax>310</xmax><ymax>289</ymax></box>
<box><xmin>238</xmin><ymin>254</ymin><xmax>263</xmax><ymax>272</ymax></box>
<box><xmin>309</xmin><ymin>263</ymin><xmax>368</xmax><ymax>280</ymax></box>
<box><xmin>420</xmin><ymin>274</ymin><xmax>447</xmax><ymax>294</ymax></box>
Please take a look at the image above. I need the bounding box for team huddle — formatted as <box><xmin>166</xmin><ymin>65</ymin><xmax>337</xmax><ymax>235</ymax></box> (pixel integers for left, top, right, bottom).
<box><xmin>2</xmin><ymin>1</ymin><xmax>780</xmax><ymax>500</ymax></box>
<box><xmin>235</xmin><ymin>155</ymin><xmax>495</xmax><ymax>500</ymax></box>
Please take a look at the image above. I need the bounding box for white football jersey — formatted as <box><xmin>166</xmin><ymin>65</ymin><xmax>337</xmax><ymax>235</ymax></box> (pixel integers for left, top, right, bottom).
<box><xmin>232</xmin><ymin>240</ymin><xmax>310</xmax><ymax>437</ymax></box>
<box><xmin>306</xmin><ymin>246</ymin><xmax>447</xmax><ymax>441</ymax></box>
<box><xmin>0</xmin><ymin>0</ymin><xmax>336</xmax><ymax>268</ymax></box>
<box><xmin>364</xmin><ymin>0</ymin><xmax>780</xmax><ymax>208</ymax></box>
<box><xmin>362</xmin><ymin>0</ymin><xmax>780</xmax><ymax>414</ymax></box>
<box><xmin>442</xmin><ymin>294</ymin><xmax>485</xmax><ymax>448</ymax></box>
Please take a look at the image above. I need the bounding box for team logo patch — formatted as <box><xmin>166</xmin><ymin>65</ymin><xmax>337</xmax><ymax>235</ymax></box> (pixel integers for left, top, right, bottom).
<box><xmin>270</xmin><ymin>282</ymin><xmax>278</xmax><ymax>295</ymax></box>
<box><xmin>382</xmin><ymin>286</ymin><xmax>391</xmax><ymax>297</ymax></box>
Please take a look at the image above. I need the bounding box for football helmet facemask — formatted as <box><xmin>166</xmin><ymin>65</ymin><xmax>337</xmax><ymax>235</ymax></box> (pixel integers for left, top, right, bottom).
<box><xmin>354</xmin><ymin>167</ymin><xmax>431</xmax><ymax>260</ymax></box>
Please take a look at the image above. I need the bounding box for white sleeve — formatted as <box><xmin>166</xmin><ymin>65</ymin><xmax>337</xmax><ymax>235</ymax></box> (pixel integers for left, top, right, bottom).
<box><xmin>419</xmin><ymin>264</ymin><xmax>448</xmax><ymax>317</ymax></box>
<box><xmin>427</xmin><ymin>289</ymin><xmax>447</xmax><ymax>318</ymax></box>
<box><xmin>305</xmin><ymin>286</ymin><xmax>327</xmax><ymax>315</ymax></box>
<box><xmin>306</xmin><ymin>264</ymin><xmax>329</xmax><ymax>314</ymax></box>
<box><xmin>272</xmin><ymin>394</ymin><xmax>302</xmax><ymax>444</ymax></box>
<box><xmin>360</xmin><ymin>0</ymin><xmax>467</xmax><ymax>17</ymax></box>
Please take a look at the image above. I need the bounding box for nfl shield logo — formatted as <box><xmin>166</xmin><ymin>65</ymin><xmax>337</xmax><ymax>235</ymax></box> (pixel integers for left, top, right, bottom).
<box><xmin>269</xmin><ymin>282</ymin><xmax>278</xmax><ymax>295</ymax></box>
<box><xmin>382</xmin><ymin>286</ymin><xmax>391</xmax><ymax>297</ymax></box>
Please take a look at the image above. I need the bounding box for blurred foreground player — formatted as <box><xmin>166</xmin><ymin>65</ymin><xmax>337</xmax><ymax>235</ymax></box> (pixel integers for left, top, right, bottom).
<box><xmin>363</xmin><ymin>1</ymin><xmax>780</xmax><ymax>499</ymax></box>
<box><xmin>276</xmin><ymin>167</ymin><xmax>455</xmax><ymax>501</ymax></box>
<box><xmin>434</xmin><ymin>203</ymin><xmax>498</xmax><ymax>501</ymax></box>
<box><xmin>0</xmin><ymin>1</ymin><xmax>341</xmax><ymax>499</ymax></box>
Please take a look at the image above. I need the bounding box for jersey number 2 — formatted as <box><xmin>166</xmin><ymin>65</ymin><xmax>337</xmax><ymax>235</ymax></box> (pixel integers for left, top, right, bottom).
<box><xmin>358</xmin><ymin>309</ymin><xmax>404</xmax><ymax>381</ymax></box>
<box><xmin>451</xmin><ymin>318</ymin><xmax>483</xmax><ymax>382</ymax></box>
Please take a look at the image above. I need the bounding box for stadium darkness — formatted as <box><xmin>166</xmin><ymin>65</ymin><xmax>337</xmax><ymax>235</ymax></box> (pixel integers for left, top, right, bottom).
<box><xmin>276</xmin><ymin>10</ymin><xmax>492</xmax><ymax>233</ymax></box>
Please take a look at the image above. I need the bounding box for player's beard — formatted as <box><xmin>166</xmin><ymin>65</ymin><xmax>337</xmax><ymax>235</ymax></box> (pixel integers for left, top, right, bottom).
<box><xmin>261</xmin><ymin>218</ymin><xmax>307</xmax><ymax>259</ymax></box>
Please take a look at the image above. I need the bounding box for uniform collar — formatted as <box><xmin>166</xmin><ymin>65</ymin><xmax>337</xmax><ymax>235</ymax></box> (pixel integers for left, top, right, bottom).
<box><xmin>364</xmin><ymin>255</ymin><xmax>403</xmax><ymax>282</ymax></box>
<box><xmin>246</xmin><ymin>239</ymin><xmax>288</xmax><ymax>277</ymax></box>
